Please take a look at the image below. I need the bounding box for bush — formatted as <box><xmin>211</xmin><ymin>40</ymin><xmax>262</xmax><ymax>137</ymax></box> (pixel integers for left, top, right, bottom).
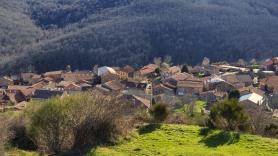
<box><xmin>149</xmin><ymin>104</ymin><xmax>169</xmax><ymax>123</ymax></box>
<box><xmin>0</xmin><ymin>116</ymin><xmax>11</xmax><ymax>154</ymax></box>
<box><xmin>264</xmin><ymin>124</ymin><xmax>278</xmax><ymax>138</ymax></box>
<box><xmin>26</xmin><ymin>93</ymin><xmax>132</xmax><ymax>154</ymax></box>
<box><xmin>228</xmin><ymin>90</ymin><xmax>240</xmax><ymax>100</ymax></box>
<box><xmin>209</xmin><ymin>99</ymin><xmax>249</xmax><ymax>131</ymax></box>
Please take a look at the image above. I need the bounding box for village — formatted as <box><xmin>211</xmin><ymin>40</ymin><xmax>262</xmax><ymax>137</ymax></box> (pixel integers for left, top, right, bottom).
<box><xmin>0</xmin><ymin>57</ymin><xmax>278</xmax><ymax>119</ymax></box>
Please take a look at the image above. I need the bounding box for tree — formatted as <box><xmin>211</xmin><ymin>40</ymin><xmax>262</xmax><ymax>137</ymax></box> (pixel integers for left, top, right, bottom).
<box><xmin>66</xmin><ymin>65</ymin><xmax>71</xmax><ymax>72</ymax></box>
<box><xmin>187</xmin><ymin>102</ymin><xmax>196</xmax><ymax>117</ymax></box>
<box><xmin>93</xmin><ymin>65</ymin><xmax>98</xmax><ymax>74</ymax></box>
<box><xmin>202</xmin><ymin>57</ymin><xmax>210</xmax><ymax>66</ymax></box>
<box><xmin>27</xmin><ymin>65</ymin><xmax>35</xmax><ymax>73</ymax></box>
<box><xmin>209</xmin><ymin>99</ymin><xmax>249</xmax><ymax>131</ymax></box>
<box><xmin>153</xmin><ymin>57</ymin><xmax>162</xmax><ymax>66</ymax></box>
<box><xmin>163</xmin><ymin>55</ymin><xmax>172</xmax><ymax>65</ymax></box>
<box><xmin>250</xmin><ymin>58</ymin><xmax>257</xmax><ymax>65</ymax></box>
<box><xmin>155</xmin><ymin>68</ymin><xmax>161</xmax><ymax>76</ymax></box>
<box><xmin>181</xmin><ymin>64</ymin><xmax>189</xmax><ymax>73</ymax></box>
<box><xmin>237</xmin><ymin>58</ymin><xmax>246</xmax><ymax>67</ymax></box>
<box><xmin>149</xmin><ymin>104</ymin><xmax>169</xmax><ymax>123</ymax></box>
<box><xmin>228</xmin><ymin>90</ymin><xmax>240</xmax><ymax>100</ymax></box>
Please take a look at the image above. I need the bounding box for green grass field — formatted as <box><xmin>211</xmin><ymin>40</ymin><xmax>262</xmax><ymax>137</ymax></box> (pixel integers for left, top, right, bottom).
<box><xmin>174</xmin><ymin>100</ymin><xmax>206</xmax><ymax>114</ymax></box>
<box><xmin>88</xmin><ymin>124</ymin><xmax>278</xmax><ymax>156</ymax></box>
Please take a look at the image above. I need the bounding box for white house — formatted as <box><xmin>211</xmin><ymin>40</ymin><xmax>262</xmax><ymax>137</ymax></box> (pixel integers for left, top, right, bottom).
<box><xmin>239</xmin><ymin>93</ymin><xmax>264</xmax><ymax>105</ymax></box>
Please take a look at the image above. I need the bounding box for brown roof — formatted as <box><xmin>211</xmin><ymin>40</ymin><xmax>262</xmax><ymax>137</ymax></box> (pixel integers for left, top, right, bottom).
<box><xmin>236</xmin><ymin>74</ymin><xmax>252</xmax><ymax>83</ymax></box>
<box><xmin>44</xmin><ymin>70</ymin><xmax>63</xmax><ymax>76</ymax></box>
<box><xmin>62</xmin><ymin>72</ymin><xmax>93</xmax><ymax>82</ymax></box>
<box><xmin>8</xmin><ymin>85</ymin><xmax>31</xmax><ymax>90</ymax></box>
<box><xmin>177</xmin><ymin>80</ymin><xmax>203</xmax><ymax>88</ymax></box>
<box><xmin>266</xmin><ymin>76</ymin><xmax>278</xmax><ymax>90</ymax></box>
<box><xmin>7</xmin><ymin>85</ymin><xmax>35</xmax><ymax>97</ymax></box>
<box><xmin>263</xmin><ymin>57</ymin><xmax>278</xmax><ymax>66</ymax></box>
<box><xmin>133</xmin><ymin>95</ymin><xmax>150</xmax><ymax>108</ymax></box>
<box><xmin>168</xmin><ymin>66</ymin><xmax>180</xmax><ymax>74</ymax></box>
<box><xmin>168</xmin><ymin>73</ymin><xmax>193</xmax><ymax>82</ymax></box>
<box><xmin>21</xmin><ymin>73</ymin><xmax>35</xmax><ymax>79</ymax></box>
<box><xmin>103</xmin><ymin>80</ymin><xmax>124</xmax><ymax>91</ymax></box>
<box><xmin>222</xmin><ymin>74</ymin><xmax>239</xmax><ymax>84</ymax></box>
<box><xmin>32</xmin><ymin>81</ymin><xmax>46</xmax><ymax>90</ymax></box>
<box><xmin>122</xmin><ymin>65</ymin><xmax>135</xmax><ymax>73</ymax></box>
<box><xmin>239</xmin><ymin>86</ymin><xmax>265</xmax><ymax>96</ymax></box>
<box><xmin>140</xmin><ymin>64</ymin><xmax>158</xmax><ymax>75</ymax></box>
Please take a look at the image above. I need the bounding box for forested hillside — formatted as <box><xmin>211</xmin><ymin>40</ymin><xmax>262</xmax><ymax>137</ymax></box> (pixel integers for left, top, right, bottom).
<box><xmin>1</xmin><ymin>0</ymin><xmax>278</xmax><ymax>73</ymax></box>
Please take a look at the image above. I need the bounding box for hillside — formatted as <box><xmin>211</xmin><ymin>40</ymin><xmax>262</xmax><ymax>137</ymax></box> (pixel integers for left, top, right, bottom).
<box><xmin>1</xmin><ymin>0</ymin><xmax>278</xmax><ymax>73</ymax></box>
<box><xmin>7</xmin><ymin>124</ymin><xmax>278</xmax><ymax>156</ymax></box>
<box><xmin>89</xmin><ymin>124</ymin><xmax>278</xmax><ymax>156</ymax></box>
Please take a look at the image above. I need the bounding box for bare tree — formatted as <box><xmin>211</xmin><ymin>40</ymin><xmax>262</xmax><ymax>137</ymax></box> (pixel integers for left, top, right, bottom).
<box><xmin>202</xmin><ymin>57</ymin><xmax>210</xmax><ymax>66</ymax></box>
<box><xmin>163</xmin><ymin>55</ymin><xmax>172</xmax><ymax>65</ymax></box>
<box><xmin>153</xmin><ymin>57</ymin><xmax>162</xmax><ymax>66</ymax></box>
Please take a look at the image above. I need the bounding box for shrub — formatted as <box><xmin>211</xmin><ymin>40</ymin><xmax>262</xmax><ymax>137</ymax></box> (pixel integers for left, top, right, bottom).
<box><xmin>264</xmin><ymin>123</ymin><xmax>278</xmax><ymax>138</ymax></box>
<box><xmin>0</xmin><ymin>116</ymin><xmax>11</xmax><ymax>154</ymax></box>
<box><xmin>149</xmin><ymin>104</ymin><xmax>169</xmax><ymax>123</ymax></box>
<box><xmin>228</xmin><ymin>90</ymin><xmax>240</xmax><ymax>100</ymax></box>
<box><xmin>181</xmin><ymin>64</ymin><xmax>189</xmax><ymax>73</ymax></box>
<box><xmin>27</xmin><ymin>93</ymin><xmax>132</xmax><ymax>154</ymax></box>
<box><xmin>209</xmin><ymin>99</ymin><xmax>249</xmax><ymax>131</ymax></box>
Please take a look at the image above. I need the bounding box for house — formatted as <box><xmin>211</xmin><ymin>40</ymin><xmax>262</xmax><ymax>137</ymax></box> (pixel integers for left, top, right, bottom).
<box><xmin>168</xmin><ymin>66</ymin><xmax>181</xmax><ymax>75</ymax></box>
<box><xmin>209</xmin><ymin>80</ymin><xmax>236</xmax><ymax>92</ymax></box>
<box><xmin>78</xmin><ymin>82</ymin><xmax>92</xmax><ymax>91</ymax></box>
<box><xmin>0</xmin><ymin>90</ymin><xmax>11</xmax><ymax>105</ymax></box>
<box><xmin>204</xmin><ymin>65</ymin><xmax>220</xmax><ymax>75</ymax></box>
<box><xmin>158</xmin><ymin>66</ymin><xmax>181</xmax><ymax>79</ymax></box>
<box><xmin>261</xmin><ymin>76</ymin><xmax>278</xmax><ymax>93</ymax></box>
<box><xmin>62</xmin><ymin>71</ymin><xmax>94</xmax><ymax>82</ymax></box>
<box><xmin>176</xmin><ymin>79</ymin><xmax>204</xmax><ymax>96</ymax></box>
<box><xmin>221</xmin><ymin>74</ymin><xmax>240</xmax><ymax>84</ymax></box>
<box><xmin>239</xmin><ymin>93</ymin><xmax>264</xmax><ymax>106</ymax></box>
<box><xmin>7</xmin><ymin>85</ymin><xmax>34</xmax><ymax>98</ymax></box>
<box><xmin>98</xmin><ymin>66</ymin><xmax>118</xmax><ymax>83</ymax></box>
<box><xmin>273</xmin><ymin>109</ymin><xmax>278</xmax><ymax>118</ymax></box>
<box><xmin>163</xmin><ymin>73</ymin><xmax>193</xmax><ymax>88</ymax></box>
<box><xmin>117</xmin><ymin>65</ymin><xmax>135</xmax><ymax>79</ymax></box>
<box><xmin>152</xmin><ymin>84</ymin><xmax>174</xmax><ymax>96</ymax></box>
<box><xmin>6</xmin><ymin>91</ymin><xmax>27</xmax><ymax>104</ymax></box>
<box><xmin>57</xmin><ymin>81</ymin><xmax>82</xmax><ymax>91</ymax></box>
<box><xmin>0</xmin><ymin>76</ymin><xmax>13</xmax><ymax>88</ymax></box>
<box><xmin>102</xmin><ymin>80</ymin><xmax>125</xmax><ymax>92</ymax></box>
<box><xmin>138</xmin><ymin>64</ymin><xmax>158</xmax><ymax>78</ymax></box>
<box><xmin>200</xmin><ymin>90</ymin><xmax>226</xmax><ymax>103</ymax></box>
<box><xmin>32</xmin><ymin>89</ymin><xmax>66</xmax><ymax>100</ymax></box>
<box><xmin>222</xmin><ymin>74</ymin><xmax>252</xmax><ymax>88</ymax></box>
<box><xmin>206</xmin><ymin>76</ymin><xmax>225</xmax><ymax>90</ymax></box>
<box><xmin>44</xmin><ymin>70</ymin><xmax>64</xmax><ymax>81</ymax></box>
<box><xmin>31</xmin><ymin>81</ymin><xmax>47</xmax><ymax>90</ymax></box>
<box><xmin>21</xmin><ymin>73</ymin><xmax>41</xmax><ymax>84</ymax></box>
<box><xmin>238</xmin><ymin>86</ymin><xmax>265</xmax><ymax>96</ymax></box>
<box><xmin>123</xmin><ymin>78</ymin><xmax>148</xmax><ymax>90</ymax></box>
<box><xmin>236</xmin><ymin>74</ymin><xmax>253</xmax><ymax>87</ymax></box>
<box><xmin>132</xmin><ymin>95</ymin><xmax>151</xmax><ymax>109</ymax></box>
<box><xmin>262</xmin><ymin>57</ymin><xmax>278</xmax><ymax>71</ymax></box>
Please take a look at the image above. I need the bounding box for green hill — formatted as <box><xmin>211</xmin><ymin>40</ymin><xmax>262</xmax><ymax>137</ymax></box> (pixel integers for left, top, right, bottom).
<box><xmin>88</xmin><ymin>124</ymin><xmax>278</xmax><ymax>156</ymax></box>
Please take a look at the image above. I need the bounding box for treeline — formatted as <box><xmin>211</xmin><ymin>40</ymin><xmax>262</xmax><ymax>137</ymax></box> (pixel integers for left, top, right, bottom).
<box><xmin>1</xmin><ymin>0</ymin><xmax>278</xmax><ymax>73</ymax></box>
